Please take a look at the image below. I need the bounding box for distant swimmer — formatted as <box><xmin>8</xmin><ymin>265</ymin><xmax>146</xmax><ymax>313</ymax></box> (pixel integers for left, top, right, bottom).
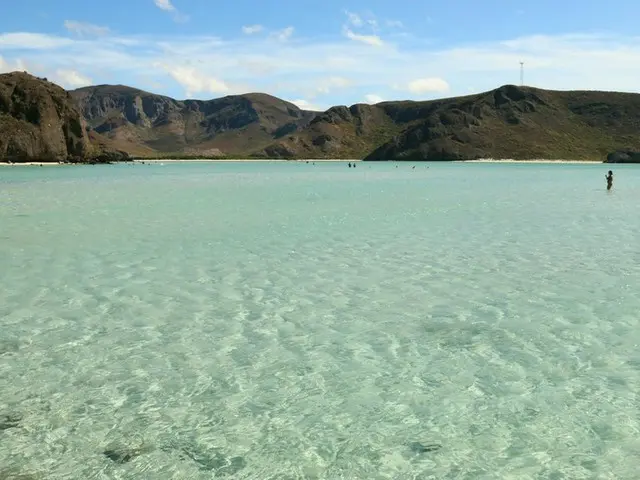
<box><xmin>348</xmin><ymin>162</ymin><xmax>352</xmax><ymax>168</ymax></box>
<box><xmin>606</xmin><ymin>170</ymin><xmax>613</xmax><ymax>190</ymax></box>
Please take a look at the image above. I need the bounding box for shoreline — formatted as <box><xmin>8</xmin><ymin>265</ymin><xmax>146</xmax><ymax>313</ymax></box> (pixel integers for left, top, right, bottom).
<box><xmin>131</xmin><ymin>158</ymin><xmax>363</xmax><ymax>163</ymax></box>
<box><xmin>0</xmin><ymin>159</ymin><xmax>363</xmax><ymax>166</ymax></box>
<box><xmin>455</xmin><ymin>159</ymin><xmax>604</xmax><ymax>164</ymax></box>
<box><xmin>0</xmin><ymin>158</ymin><xmax>612</xmax><ymax>166</ymax></box>
<box><xmin>0</xmin><ymin>162</ymin><xmax>69</xmax><ymax>166</ymax></box>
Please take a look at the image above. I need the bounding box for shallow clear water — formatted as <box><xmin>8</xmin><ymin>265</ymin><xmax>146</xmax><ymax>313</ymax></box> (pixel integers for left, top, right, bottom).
<box><xmin>1</xmin><ymin>161</ymin><xmax>640</xmax><ymax>479</ymax></box>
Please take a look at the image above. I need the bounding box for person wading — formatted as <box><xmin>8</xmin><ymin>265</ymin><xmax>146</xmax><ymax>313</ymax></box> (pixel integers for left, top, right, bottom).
<box><xmin>606</xmin><ymin>170</ymin><xmax>613</xmax><ymax>191</ymax></box>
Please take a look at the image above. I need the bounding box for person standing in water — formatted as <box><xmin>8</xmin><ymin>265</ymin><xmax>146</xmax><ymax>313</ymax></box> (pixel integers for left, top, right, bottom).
<box><xmin>606</xmin><ymin>170</ymin><xmax>613</xmax><ymax>190</ymax></box>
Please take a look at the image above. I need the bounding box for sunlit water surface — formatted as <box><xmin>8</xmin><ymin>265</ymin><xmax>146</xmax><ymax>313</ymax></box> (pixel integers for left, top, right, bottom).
<box><xmin>1</xmin><ymin>161</ymin><xmax>640</xmax><ymax>479</ymax></box>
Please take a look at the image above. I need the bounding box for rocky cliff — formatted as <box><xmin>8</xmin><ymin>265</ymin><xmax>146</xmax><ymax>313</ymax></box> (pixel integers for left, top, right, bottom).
<box><xmin>0</xmin><ymin>72</ymin><xmax>94</xmax><ymax>162</ymax></box>
<box><xmin>70</xmin><ymin>85</ymin><xmax>316</xmax><ymax>157</ymax></box>
<box><xmin>0</xmin><ymin>72</ymin><xmax>129</xmax><ymax>163</ymax></box>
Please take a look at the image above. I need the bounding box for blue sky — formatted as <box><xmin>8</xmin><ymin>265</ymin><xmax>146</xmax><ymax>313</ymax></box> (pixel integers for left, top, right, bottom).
<box><xmin>1</xmin><ymin>0</ymin><xmax>640</xmax><ymax>110</ymax></box>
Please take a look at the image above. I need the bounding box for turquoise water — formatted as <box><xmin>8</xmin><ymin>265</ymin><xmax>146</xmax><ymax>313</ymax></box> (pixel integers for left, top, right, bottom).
<box><xmin>1</xmin><ymin>161</ymin><xmax>640</xmax><ymax>479</ymax></box>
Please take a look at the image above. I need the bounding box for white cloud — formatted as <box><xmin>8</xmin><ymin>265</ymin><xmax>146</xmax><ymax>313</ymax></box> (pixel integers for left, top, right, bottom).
<box><xmin>364</xmin><ymin>94</ymin><xmax>384</xmax><ymax>104</ymax></box>
<box><xmin>343</xmin><ymin>28</ymin><xmax>384</xmax><ymax>47</ymax></box>
<box><xmin>63</xmin><ymin>20</ymin><xmax>109</xmax><ymax>37</ymax></box>
<box><xmin>160</xmin><ymin>65</ymin><xmax>231</xmax><ymax>97</ymax></box>
<box><xmin>0</xmin><ymin>55</ymin><xmax>27</xmax><ymax>73</ymax></box>
<box><xmin>290</xmin><ymin>99</ymin><xmax>324</xmax><ymax>111</ymax></box>
<box><xmin>153</xmin><ymin>0</ymin><xmax>188</xmax><ymax>22</ymax></box>
<box><xmin>316</xmin><ymin>76</ymin><xmax>352</xmax><ymax>94</ymax></box>
<box><xmin>54</xmin><ymin>69</ymin><xmax>92</xmax><ymax>87</ymax></box>
<box><xmin>154</xmin><ymin>0</ymin><xmax>174</xmax><ymax>11</ymax></box>
<box><xmin>5</xmin><ymin>30</ymin><xmax>640</xmax><ymax>104</ymax></box>
<box><xmin>270</xmin><ymin>26</ymin><xmax>294</xmax><ymax>42</ymax></box>
<box><xmin>242</xmin><ymin>25</ymin><xmax>263</xmax><ymax>35</ymax></box>
<box><xmin>0</xmin><ymin>33</ymin><xmax>74</xmax><ymax>49</ymax></box>
<box><xmin>406</xmin><ymin>77</ymin><xmax>450</xmax><ymax>94</ymax></box>
<box><xmin>345</xmin><ymin>11</ymin><xmax>363</xmax><ymax>27</ymax></box>
<box><xmin>345</xmin><ymin>10</ymin><xmax>380</xmax><ymax>31</ymax></box>
<box><xmin>387</xmin><ymin>20</ymin><xmax>404</xmax><ymax>28</ymax></box>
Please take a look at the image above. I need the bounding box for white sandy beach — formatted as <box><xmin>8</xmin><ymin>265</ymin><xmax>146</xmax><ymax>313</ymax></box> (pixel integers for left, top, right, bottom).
<box><xmin>133</xmin><ymin>158</ymin><xmax>363</xmax><ymax>163</ymax></box>
<box><xmin>0</xmin><ymin>159</ymin><xmax>361</xmax><ymax>166</ymax></box>
<box><xmin>0</xmin><ymin>162</ymin><xmax>69</xmax><ymax>166</ymax></box>
<box><xmin>458</xmin><ymin>158</ymin><xmax>603</xmax><ymax>164</ymax></box>
<box><xmin>1</xmin><ymin>158</ymin><xmax>606</xmax><ymax>166</ymax></box>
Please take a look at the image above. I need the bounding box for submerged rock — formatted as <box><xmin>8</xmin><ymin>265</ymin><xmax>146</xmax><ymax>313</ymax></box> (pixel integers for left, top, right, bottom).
<box><xmin>162</xmin><ymin>440</ymin><xmax>247</xmax><ymax>475</ymax></box>
<box><xmin>0</xmin><ymin>339</ymin><xmax>20</xmax><ymax>356</ymax></box>
<box><xmin>408</xmin><ymin>441</ymin><xmax>442</xmax><ymax>453</ymax></box>
<box><xmin>0</xmin><ymin>468</ymin><xmax>41</xmax><ymax>480</ymax></box>
<box><xmin>0</xmin><ymin>412</ymin><xmax>22</xmax><ymax>430</ymax></box>
<box><xmin>103</xmin><ymin>441</ymin><xmax>152</xmax><ymax>464</ymax></box>
<box><xmin>218</xmin><ymin>456</ymin><xmax>248</xmax><ymax>476</ymax></box>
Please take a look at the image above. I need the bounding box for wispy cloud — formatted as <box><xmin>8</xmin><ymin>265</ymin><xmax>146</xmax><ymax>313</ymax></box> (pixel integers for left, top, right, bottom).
<box><xmin>269</xmin><ymin>26</ymin><xmax>294</xmax><ymax>42</ymax></box>
<box><xmin>341</xmin><ymin>10</ymin><xmax>384</xmax><ymax>46</ymax></box>
<box><xmin>242</xmin><ymin>24</ymin><xmax>263</xmax><ymax>35</ymax></box>
<box><xmin>63</xmin><ymin>20</ymin><xmax>110</xmax><ymax>37</ymax></box>
<box><xmin>153</xmin><ymin>0</ymin><xmax>188</xmax><ymax>22</ymax></box>
<box><xmin>344</xmin><ymin>10</ymin><xmax>363</xmax><ymax>27</ymax></box>
<box><xmin>3</xmin><ymin>29</ymin><xmax>640</xmax><ymax>105</ymax></box>
<box><xmin>154</xmin><ymin>0</ymin><xmax>175</xmax><ymax>11</ymax></box>
<box><xmin>0</xmin><ymin>33</ymin><xmax>74</xmax><ymax>49</ymax></box>
<box><xmin>386</xmin><ymin>20</ymin><xmax>404</xmax><ymax>29</ymax></box>
<box><xmin>343</xmin><ymin>28</ymin><xmax>384</xmax><ymax>47</ymax></box>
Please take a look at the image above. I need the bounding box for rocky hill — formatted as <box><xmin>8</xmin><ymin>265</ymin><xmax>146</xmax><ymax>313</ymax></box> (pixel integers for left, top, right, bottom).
<box><xmin>4</xmin><ymin>72</ymin><xmax>640</xmax><ymax>162</ymax></box>
<box><xmin>261</xmin><ymin>85</ymin><xmax>640</xmax><ymax>161</ymax></box>
<box><xmin>0</xmin><ymin>72</ymin><xmax>128</xmax><ymax>163</ymax></box>
<box><xmin>364</xmin><ymin>85</ymin><xmax>640</xmax><ymax>161</ymax></box>
<box><xmin>70</xmin><ymin>85</ymin><xmax>316</xmax><ymax>158</ymax></box>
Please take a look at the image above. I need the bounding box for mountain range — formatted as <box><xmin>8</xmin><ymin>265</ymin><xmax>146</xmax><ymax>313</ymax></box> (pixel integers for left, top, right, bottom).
<box><xmin>2</xmin><ymin>71</ymin><xmax>640</xmax><ymax>162</ymax></box>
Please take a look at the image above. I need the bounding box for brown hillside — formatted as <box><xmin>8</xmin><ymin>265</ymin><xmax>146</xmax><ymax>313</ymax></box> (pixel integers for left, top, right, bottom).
<box><xmin>255</xmin><ymin>85</ymin><xmax>640</xmax><ymax>161</ymax></box>
<box><xmin>0</xmin><ymin>72</ymin><xmax>93</xmax><ymax>162</ymax></box>
<box><xmin>0</xmin><ymin>72</ymin><xmax>131</xmax><ymax>163</ymax></box>
<box><xmin>364</xmin><ymin>85</ymin><xmax>640</xmax><ymax>161</ymax></box>
<box><xmin>70</xmin><ymin>85</ymin><xmax>316</xmax><ymax>157</ymax></box>
<box><xmin>10</xmin><ymin>75</ymin><xmax>635</xmax><ymax>161</ymax></box>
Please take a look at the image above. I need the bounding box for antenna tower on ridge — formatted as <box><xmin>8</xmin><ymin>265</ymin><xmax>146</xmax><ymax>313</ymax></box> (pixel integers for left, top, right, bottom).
<box><xmin>520</xmin><ymin>61</ymin><xmax>524</xmax><ymax>86</ymax></box>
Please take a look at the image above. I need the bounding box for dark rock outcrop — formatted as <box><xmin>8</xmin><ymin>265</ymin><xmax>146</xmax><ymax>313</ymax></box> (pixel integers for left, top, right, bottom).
<box><xmin>0</xmin><ymin>73</ymin><xmax>133</xmax><ymax>163</ymax></box>
<box><xmin>606</xmin><ymin>150</ymin><xmax>640</xmax><ymax>163</ymax></box>
<box><xmin>0</xmin><ymin>72</ymin><xmax>92</xmax><ymax>162</ymax></box>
